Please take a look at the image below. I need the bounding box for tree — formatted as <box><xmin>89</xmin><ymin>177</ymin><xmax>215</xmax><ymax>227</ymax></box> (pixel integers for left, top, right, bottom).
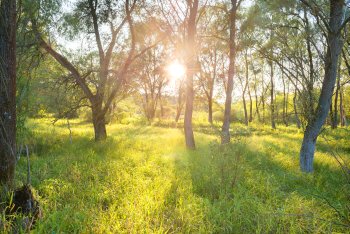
<box><xmin>198</xmin><ymin>46</ymin><xmax>225</xmax><ymax>124</ymax></box>
<box><xmin>299</xmin><ymin>0</ymin><xmax>350</xmax><ymax>172</ymax></box>
<box><xmin>136</xmin><ymin>46</ymin><xmax>168</xmax><ymax>121</ymax></box>
<box><xmin>183</xmin><ymin>0</ymin><xmax>199</xmax><ymax>149</ymax></box>
<box><xmin>221</xmin><ymin>0</ymin><xmax>243</xmax><ymax>144</ymax></box>
<box><xmin>31</xmin><ymin>0</ymin><xmax>157</xmax><ymax>141</ymax></box>
<box><xmin>0</xmin><ymin>0</ymin><xmax>16</xmax><ymax>188</ymax></box>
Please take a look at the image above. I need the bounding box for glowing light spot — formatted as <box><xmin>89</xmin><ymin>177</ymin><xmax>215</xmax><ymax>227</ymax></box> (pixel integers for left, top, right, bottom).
<box><xmin>166</xmin><ymin>60</ymin><xmax>186</xmax><ymax>80</ymax></box>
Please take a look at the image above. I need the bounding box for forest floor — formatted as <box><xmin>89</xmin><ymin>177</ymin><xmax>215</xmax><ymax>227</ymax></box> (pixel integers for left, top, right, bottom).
<box><xmin>12</xmin><ymin>119</ymin><xmax>350</xmax><ymax>233</ymax></box>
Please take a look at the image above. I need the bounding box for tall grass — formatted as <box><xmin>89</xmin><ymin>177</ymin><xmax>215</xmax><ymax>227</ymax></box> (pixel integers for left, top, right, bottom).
<box><xmin>4</xmin><ymin>118</ymin><xmax>349</xmax><ymax>233</ymax></box>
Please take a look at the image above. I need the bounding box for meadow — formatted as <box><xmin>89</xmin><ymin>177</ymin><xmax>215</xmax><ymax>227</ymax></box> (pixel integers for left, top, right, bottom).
<box><xmin>8</xmin><ymin>118</ymin><xmax>349</xmax><ymax>233</ymax></box>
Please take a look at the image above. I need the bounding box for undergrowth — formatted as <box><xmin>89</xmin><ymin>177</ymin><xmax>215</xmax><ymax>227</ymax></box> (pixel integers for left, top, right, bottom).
<box><xmin>1</xmin><ymin>118</ymin><xmax>349</xmax><ymax>233</ymax></box>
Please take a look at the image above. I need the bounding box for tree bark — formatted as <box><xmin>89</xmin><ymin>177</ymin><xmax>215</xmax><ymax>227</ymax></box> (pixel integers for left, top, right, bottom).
<box><xmin>0</xmin><ymin>0</ymin><xmax>16</xmax><ymax>188</ymax></box>
<box><xmin>92</xmin><ymin>100</ymin><xmax>107</xmax><ymax>141</ymax></box>
<box><xmin>270</xmin><ymin>60</ymin><xmax>276</xmax><ymax>129</ymax></box>
<box><xmin>242</xmin><ymin>89</ymin><xmax>248</xmax><ymax>126</ymax></box>
<box><xmin>332</xmin><ymin>66</ymin><xmax>341</xmax><ymax>129</ymax></box>
<box><xmin>293</xmin><ymin>89</ymin><xmax>301</xmax><ymax>129</ymax></box>
<box><xmin>340</xmin><ymin>87</ymin><xmax>346</xmax><ymax>126</ymax></box>
<box><xmin>300</xmin><ymin>0</ymin><xmax>345</xmax><ymax>173</ymax></box>
<box><xmin>175</xmin><ymin>106</ymin><xmax>182</xmax><ymax>123</ymax></box>
<box><xmin>254</xmin><ymin>76</ymin><xmax>261</xmax><ymax>122</ymax></box>
<box><xmin>208</xmin><ymin>97</ymin><xmax>213</xmax><ymax>124</ymax></box>
<box><xmin>221</xmin><ymin>0</ymin><xmax>239</xmax><ymax>144</ymax></box>
<box><xmin>282</xmin><ymin>70</ymin><xmax>288</xmax><ymax>126</ymax></box>
<box><xmin>184</xmin><ymin>0</ymin><xmax>198</xmax><ymax>149</ymax></box>
<box><xmin>248</xmin><ymin>85</ymin><xmax>253</xmax><ymax>123</ymax></box>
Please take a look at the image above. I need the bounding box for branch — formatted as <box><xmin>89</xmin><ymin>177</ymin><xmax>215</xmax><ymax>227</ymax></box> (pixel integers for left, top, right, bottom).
<box><xmin>31</xmin><ymin>21</ymin><xmax>95</xmax><ymax>101</ymax></box>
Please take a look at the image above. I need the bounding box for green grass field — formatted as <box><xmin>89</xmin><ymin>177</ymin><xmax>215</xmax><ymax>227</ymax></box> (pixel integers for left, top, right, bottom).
<box><xmin>11</xmin><ymin>119</ymin><xmax>350</xmax><ymax>233</ymax></box>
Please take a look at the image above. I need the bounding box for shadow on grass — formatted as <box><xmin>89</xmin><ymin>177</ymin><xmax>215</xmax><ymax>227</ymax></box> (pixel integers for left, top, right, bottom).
<box><xmin>179</xmin><ymin>135</ymin><xmax>350</xmax><ymax>232</ymax></box>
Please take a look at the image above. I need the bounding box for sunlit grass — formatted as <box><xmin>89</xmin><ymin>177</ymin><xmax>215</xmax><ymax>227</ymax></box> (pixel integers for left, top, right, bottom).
<box><xmin>8</xmin><ymin>118</ymin><xmax>350</xmax><ymax>233</ymax></box>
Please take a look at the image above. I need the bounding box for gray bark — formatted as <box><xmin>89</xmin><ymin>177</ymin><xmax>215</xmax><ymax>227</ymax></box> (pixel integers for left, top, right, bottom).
<box><xmin>270</xmin><ymin>60</ymin><xmax>276</xmax><ymax>129</ymax></box>
<box><xmin>221</xmin><ymin>0</ymin><xmax>239</xmax><ymax>144</ymax></box>
<box><xmin>184</xmin><ymin>0</ymin><xmax>198</xmax><ymax>149</ymax></box>
<box><xmin>300</xmin><ymin>0</ymin><xmax>345</xmax><ymax>172</ymax></box>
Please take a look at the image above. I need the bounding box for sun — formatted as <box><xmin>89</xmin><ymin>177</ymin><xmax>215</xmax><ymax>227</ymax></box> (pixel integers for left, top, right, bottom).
<box><xmin>166</xmin><ymin>60</ymin><xmax>186</xmax><ymax>80</ymax></box>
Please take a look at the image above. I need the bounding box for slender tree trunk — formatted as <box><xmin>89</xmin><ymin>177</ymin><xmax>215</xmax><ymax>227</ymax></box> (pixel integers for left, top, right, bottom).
<box><xmin>242</xmin><ymin>90</ymin><xmax>248</xmax><ymax>126</ymax></box>
<box><xmin>248</xmin><ymin>85</ymin><xmax>253</xmax><ymax>123</ymax></box>
<box><xmin>262</xmin><ymin>94</ymin><xmax>265</xmax><ymax>123</ymax></box>
<box><xmin>332</xmin><ymin>66</ymin><xmax>341</xmax><ymax>128</ymax></box>
<box><xmin>221</xmin><ymin>0</ymin><xmax>238</xmax><ymax>144</ymax></box>
<box><xmin>242</xmin><ymin>63</ymin><xmax>249</xmax><ymax>126</ymax></box>
<box><xmin>282</xmin><ymin>71</ymin><xmax>288</xmax><ymax>126</ymax></box>
<box><xmin>243</xmin><ymin>50</ymin><xmax>252</xmax><ymax>124</ymax></box>
<box><xmin>175</xmin><ymin>106</ymin><xmax>182</xmax><ymax>123</ymax></box>
<box><xmin>300</xmin><ymin>0</ymin><xmax>345</xmax><ymax>173</ymax></box>
<box><xmin>330</xmin><ymin>98</ymin><xmax>334</xmax><ymax>126</ymax></box>
<box><xmin>340</xmin><ymin>88</ymin><xmax>346</xmax><ymax>126</ymax></box>
<box><xmin>270</xmin><ymin>60</ymin><xmax>276</xmax><ymax>129</ymax></box>
<box><xmin>293</xmin><ymin>89</ymin><xmax>301</xmax><ymax>129</ymax></box>
<box><xmin>254</xmin><ymin>78</ymin><xmax>261</xmax><ymax>122</ymax></box>
<box><xmin>0</xmin><ymin>0</ymin><xmax>16</xmax><ymax>188</ymax></box>
<box><xmin>208</xmin><ymin>97</ymin><xmax>213</xmax><ymax>124</ymax></box>
<box><xmin>184</xmin><ymin>0</ymin><xmax>198</xmax><ymax>149</ymax></box>
<box><xmin>286</xmin><ymin>81</ymin><xmax>289</xmax><ymax>126</ymax></box>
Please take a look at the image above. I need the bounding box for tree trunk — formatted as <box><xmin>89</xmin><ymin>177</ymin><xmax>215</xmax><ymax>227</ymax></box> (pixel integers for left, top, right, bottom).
<box><xmin>221</xmin><ymin>0</ymin><xmax>238</xmax><ymax>144</ymax></box>
<box><xmin>208</xmin><ymin>97</ymin><xmax>213</xmax><ymax>124</ymax></box>
<box><xmin>0</xmin><ymin>0</ymin><xmax>16</xmax><ymax>188</ymax></box>
<box><xmin>0</xmin><ymin>0</ymin><xmax>16</xmax><ymax>183</ymax></box>
<box><xmin>175</xmin><ymin>106</ymin><xmax>182</xmax><ymax>123</ymax></box>
<box><xmin>330</xmin><ymin>98</ymin><xmax>334</xmax><ymax>126</ymax></box>
<box><xmin>262</xmin><ymin>89</ymin><xmax>265</xmax><ymax>123</ymax></box>
<box><xmin>293</xmin><ymin>89</ymin><xmax>301</xmax><ymax>129</ymax></box>
<box><xmin>184</xmin><ymin>0</ymin><xmax>198</xmax><ymax>149</ymax></box>
<box><xmin>248</xmin><ymin>85</ymin><xmax>253</xmax><ymax>123</ymax></box>
<box><xmin>254</xmin><ymin>76</ymin><xmax>261</xmax><ymax>122</ymax></box>
<box><xmin>243</xmin><ymin>92</ymin><xmax>248</xmax><ymax>126</ymax></box>
<box><xmin>300</xmin><ymin>0</ymin><xmax>345</xmax><ymax>173</ymax></box>
<box><xmin>270</xmin><ymin>60</ymin><xmax>276</xmax><ymax>129</ymax></box>
<box><xmin>244</xmin><ymin>50</ymin><xmax>252</xmax><ymax>124</ymax></box>
<box><xmin>340</xmin><ymin>88</ymin><xmax>346</xmax><ymax>126</ymax></box>
<box><xmin>286</xmin><ymin>81</ymin><xmax>289</xmax><ymax>126</ymax></box>
<box><xmin>160</xmin><ymin>98</ymin><xmax>164</xmax><ymax>118</ymax></box>
<box><xmin>282</xmin><ymin>71</ymin><xmax>288</xmax><ymax>126</ymax></box>
<box><xmin>92</xmin><ymin>104</ymin><xmax>107</xmax><ymax>141</ymax></box>
<box><xmin>332</xmin><ymin>67</ymin><xmax>341</xmax><ymax>128</ymax></box>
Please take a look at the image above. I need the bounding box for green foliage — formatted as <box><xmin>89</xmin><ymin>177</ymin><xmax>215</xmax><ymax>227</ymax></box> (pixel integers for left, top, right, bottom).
<box><xmin>2</xmin><ymin>119</ymin><xmax>348</xmax><ymax>233</ymax></box>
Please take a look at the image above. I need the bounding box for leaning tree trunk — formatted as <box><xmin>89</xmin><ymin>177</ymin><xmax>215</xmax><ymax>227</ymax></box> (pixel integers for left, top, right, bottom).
<box><xmin>221</xmin><ymin>0</ymin><xmax>238</xmax><ymax>144</ymax></box>
<box><xmin>175</xmin><ymin>104</ymin><xmax>183</xmax><ymax>123</ymax></box>
<box><xmin>0</xmin><ymin>0</ymin><xmax>16</xmax><ymax>188</ymax></box>
<box><xmin>183</xmin><ymin>0</ymin><xmax>198</xmax><ymax>149</ymax></box>
<box><xmin>300</xmin><ymin>0</ymin><xmax>345</xmax><ymax>173</ymax></box>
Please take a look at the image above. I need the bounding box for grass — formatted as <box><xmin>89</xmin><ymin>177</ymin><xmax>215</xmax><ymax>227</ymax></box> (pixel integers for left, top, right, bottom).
<box><xmin>7</xmin><ymin>118</ymin><xmax>350</xmax><ymax>233</ymax></box>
